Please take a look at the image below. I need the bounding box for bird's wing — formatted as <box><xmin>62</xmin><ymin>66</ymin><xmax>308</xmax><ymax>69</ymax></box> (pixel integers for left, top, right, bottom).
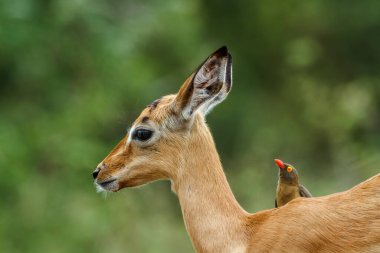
<box><xmin>275</xmin><ymin>198</ymin><xmax>278</xmax><ymax>208</ymax></box>
<box><xmin>299</xmin><ymin>185</ymin><xmax>312</xmax><ymax>197</ymax></box>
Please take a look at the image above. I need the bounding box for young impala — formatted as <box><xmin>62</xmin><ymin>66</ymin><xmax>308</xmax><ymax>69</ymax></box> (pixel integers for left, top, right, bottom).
<box><xmin>92</xmin><ymin>47</ymin><xmax>380</xmax><ymax>253</ymax></box>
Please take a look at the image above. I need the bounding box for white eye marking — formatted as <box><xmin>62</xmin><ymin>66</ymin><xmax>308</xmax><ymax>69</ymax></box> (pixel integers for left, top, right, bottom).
<box><xmin>126</xmin><ymin>125</ymin><xmax>135</xmax><ymax>145</ymax></box>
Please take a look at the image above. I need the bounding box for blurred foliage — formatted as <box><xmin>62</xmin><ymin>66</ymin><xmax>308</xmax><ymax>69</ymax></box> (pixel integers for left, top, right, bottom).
<box><xmin>0</xmin><ymin>0</ymin><xmax>380</xmax><ymax>252</ymax></box>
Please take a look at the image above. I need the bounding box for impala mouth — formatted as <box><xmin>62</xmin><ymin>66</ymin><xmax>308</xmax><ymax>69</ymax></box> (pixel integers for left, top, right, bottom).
<box><xmin>95</xmin><ymin>178</ymin><xmax>118</xmax><ymax>192</ymax></box>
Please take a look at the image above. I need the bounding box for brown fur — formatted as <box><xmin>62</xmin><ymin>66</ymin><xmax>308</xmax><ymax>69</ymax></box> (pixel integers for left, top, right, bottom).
<box><xmin>94</xmin><ymin>47</ymin><xmax>380</xmax><ymax>253</ymax></box>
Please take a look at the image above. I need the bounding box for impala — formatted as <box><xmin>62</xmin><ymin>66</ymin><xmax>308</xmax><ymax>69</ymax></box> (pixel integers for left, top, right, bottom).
<box><xmin>92</xmin><ymin>47</ymin><xmax>380</xmax><ymax>253</ymax></box>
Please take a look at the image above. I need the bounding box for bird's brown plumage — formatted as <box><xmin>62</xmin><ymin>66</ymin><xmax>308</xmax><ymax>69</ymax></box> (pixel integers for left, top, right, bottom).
<box><xmin>275</xmin><ymin>160</ymin><xmax>312</xmax><ymax>207</ymax></box>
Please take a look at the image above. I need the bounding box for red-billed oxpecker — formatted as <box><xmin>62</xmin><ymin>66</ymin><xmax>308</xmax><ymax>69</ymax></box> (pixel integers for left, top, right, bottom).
<box><xmin>274</xmin><ymin>159</ymin><xmax>312</xmax><ymax>207</ymax></box>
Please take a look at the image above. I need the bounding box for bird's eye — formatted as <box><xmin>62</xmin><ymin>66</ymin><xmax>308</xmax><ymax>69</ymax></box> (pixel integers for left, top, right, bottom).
<box><xmin>287</xmin><ymin>166</ymin><xmax>293</xmax><ymax>172</ymax></box>
<box><xmin>133</xmin><ymin>129</ymin><xmax>153</xmax><ymax>141</ymax></box>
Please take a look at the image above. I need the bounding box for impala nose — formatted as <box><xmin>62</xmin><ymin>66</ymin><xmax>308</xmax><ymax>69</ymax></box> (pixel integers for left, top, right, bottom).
<box><xmin>92</xmin><ymin>167</ymin><xmax>100</xmax><ymax>179</ymax></box>
<box><xmin>93</xmin><ymin>163</ymin><xmax>106</xmax><ymax>179</ymax></box>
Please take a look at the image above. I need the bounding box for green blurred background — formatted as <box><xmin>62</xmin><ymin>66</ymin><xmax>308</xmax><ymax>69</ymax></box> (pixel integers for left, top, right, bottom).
<box><xmin>1</xmin><ymin>0</ymin><xmax>379</xmax><ymax>252</ymax></box>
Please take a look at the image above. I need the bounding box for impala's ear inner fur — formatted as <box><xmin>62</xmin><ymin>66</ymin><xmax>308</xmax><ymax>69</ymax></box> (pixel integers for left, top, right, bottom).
<box><xmin>201</xmin><ymin>52</ymin><xmax>232</xmax><ymax>115</ymax></box>
<box><xmin>175</xmin><ymin>46</ymin><xmax>232</xmax><ymax>120</ymax></box>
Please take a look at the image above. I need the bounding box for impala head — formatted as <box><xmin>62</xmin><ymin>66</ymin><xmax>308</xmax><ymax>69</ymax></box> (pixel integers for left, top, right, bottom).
<box><xmin>93</xmin><ymin>46</ymin><xmax>232</xmax><ymax>192</ymax></box>
<box><xmin>274</xmin><ymin>159</ymin><xmax>299</xmax><ymax>184</ymax></box>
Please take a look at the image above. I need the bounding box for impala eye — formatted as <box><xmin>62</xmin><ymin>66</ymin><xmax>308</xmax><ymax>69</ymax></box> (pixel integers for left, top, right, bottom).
<box><xmin>133</xmin><ymin>129</ymin><xmax>153</xmax><ymax>141</ymax></box>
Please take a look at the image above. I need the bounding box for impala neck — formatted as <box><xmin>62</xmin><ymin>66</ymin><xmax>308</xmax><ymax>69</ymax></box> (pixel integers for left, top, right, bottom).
<box><xmin>173</xmin><ymin>117</ymin><xmax>249</xmax><ymax>253</ymax></box>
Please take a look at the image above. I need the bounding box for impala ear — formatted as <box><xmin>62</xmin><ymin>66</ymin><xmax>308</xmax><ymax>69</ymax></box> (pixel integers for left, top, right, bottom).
<box><xmin>175</xmin><ymin>46</ymin><xmax>232</xmax><ymax>120</ymax></box>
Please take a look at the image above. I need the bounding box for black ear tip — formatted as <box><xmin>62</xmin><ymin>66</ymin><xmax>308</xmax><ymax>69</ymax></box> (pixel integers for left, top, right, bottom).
<box><xmin>213</xmin><ymin>46</ymin><xmax>228</xmax><ymax>56</ymax></box>
<box><xmin>219</xmin><ymin>45</ymin><xmax>228</xmax><ymax>52</ymax></box>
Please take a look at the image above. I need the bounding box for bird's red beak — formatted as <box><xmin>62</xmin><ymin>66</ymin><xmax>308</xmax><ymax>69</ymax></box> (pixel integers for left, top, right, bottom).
<box><xmin>274</xmin><ymin>159</ymin><xmax>285</xmax><ymax>169</ymax></box>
